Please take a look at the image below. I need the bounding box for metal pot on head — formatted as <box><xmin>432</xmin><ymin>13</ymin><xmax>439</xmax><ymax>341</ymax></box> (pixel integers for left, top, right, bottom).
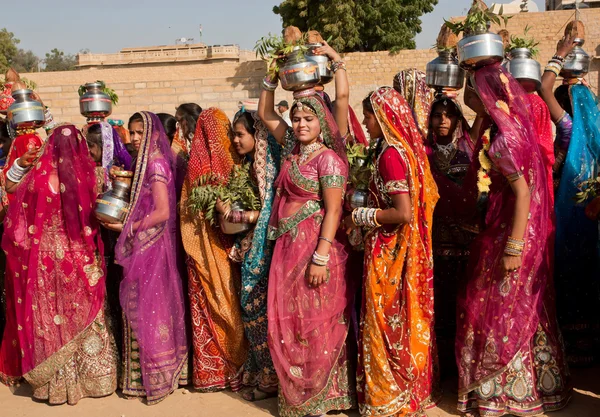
<box><xmin>504</xmin><ymin>48</ymin><xmax>541</xmax><ymax>92</ymax></box>
<box><xmin>426</xmin><ymin>50</ymin><xmax>465</xmax><ymax>90</ymax></box>
<box><xmin>80</xmin><ymin>82</ymin><xmax>112</xmax><ymax>121</ymax></box>
<box><xmin>306</xmin><ymin>43</ymin><xmax>334</xmax><ymax>85</ymax></box>
<box><xmin>279</xmin><ymin>48</ymin><xmax>321</xmax><ymax>92</ymax></box>
<box><xmin>457</xmin><ymin>32</ymin><xmax>505</xmax><ymax>70</ymax></box>
<box><xmin>561</xmin><ymin>39</ymin><xmax>590</xmax><ymax>79</ymax></box>
<box><xmin>7</xmin><ymin>89</ymin><xmax>45</xmax><ymax>130</ymax></box>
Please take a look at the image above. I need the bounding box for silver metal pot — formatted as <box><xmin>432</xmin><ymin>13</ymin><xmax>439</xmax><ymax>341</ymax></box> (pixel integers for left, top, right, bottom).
<box><xmin>219</xmin><ymin>201</ymin><xmax>251</xmax><ymax>234</ymax></box>
<box><xmin>457</xmin><ymin>32</ymin><xmax>504</xmax><ymax>70</ymax></box>
<box><xmin>80</xmin><ymin>82</ymin><xmax>112</xmax><ymax>121</ymax></box>
<box><xmin>504</xmin><ymin>48</ymin><xmax>541</xmax><ymax>92</ymax></box>
<box><xmin>561</xmin><ymin>39</ymin><xmax>590</xmax><ymax>79</ymax></box>
<box><xmin>279</xmin><ymin>48</ymin><xmax>321</xmax><ymax>92</ymax></box>
<box><xmin>426</xmin><ymin>50</ymin><xmax>465</xmax><ymax>90</ymax></box>
<box><xmin>7</xmin><ymin>89</ymin><xmax>45</xmax><ymax>129</ymax></box>
<box><xmin>306</xmin><ymin>43</ymin><xmax>334</xmax><ymax>85</ymax></box>
<box><xmin>94</xmin><ymin>179</ymin><xmax>131</xmax><ymax>223</ymax></box>
<box><xmin>348</xmin><ymin>189</ymin><xmax>369</xmax><ymax>209</ymax></box>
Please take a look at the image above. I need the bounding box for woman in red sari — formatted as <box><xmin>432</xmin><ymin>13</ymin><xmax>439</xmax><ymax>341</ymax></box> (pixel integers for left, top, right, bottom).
<box><xmin>345</xmin><ymin>87</ymin><xmax>439</xmax><ymax>416</ymax></box>
<box><xmin>0</xmin><ymin>125</ymin><xmax>117</xmax><ymax>404</ymax></box>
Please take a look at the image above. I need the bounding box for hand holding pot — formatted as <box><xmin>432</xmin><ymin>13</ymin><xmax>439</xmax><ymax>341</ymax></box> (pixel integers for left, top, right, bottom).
<box><xmin>556</xmin><ymin>33</ymin><xmax>577</xmax><ymax>58</ymax></box>
<box><xmin>100</xmin><ymin>221</ymin><xmax>124</xmax><ymax>233</ymax></box>
<box><xmin>312</xmin><ymin>41</ymin><xmax>341</xmax><ymax>62</ymax></box>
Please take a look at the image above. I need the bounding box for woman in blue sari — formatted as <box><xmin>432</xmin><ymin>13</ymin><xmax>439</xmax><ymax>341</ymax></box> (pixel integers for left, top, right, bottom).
<box><xmin>540</xmin><ymin>34</ymin><xmax>600</xmax><ymax>365</ymax></box>
<box><xmin>216</xmin><ymin>110</ymin><xmax>280</xmax><ymax>400</ymax></box>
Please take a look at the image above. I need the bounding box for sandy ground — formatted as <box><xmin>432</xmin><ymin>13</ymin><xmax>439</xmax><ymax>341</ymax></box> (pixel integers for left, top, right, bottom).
<box><xmin>2</xmin><ymin>368</ymin><xmax>600</xmax><ymax>417</ymax></box>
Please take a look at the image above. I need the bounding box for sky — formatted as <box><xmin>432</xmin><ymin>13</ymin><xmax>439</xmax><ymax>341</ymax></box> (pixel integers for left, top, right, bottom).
<box><xmin>3</xmin><ymin>0</ymin><xmax>545</xmax><ymax>57</ymax></box>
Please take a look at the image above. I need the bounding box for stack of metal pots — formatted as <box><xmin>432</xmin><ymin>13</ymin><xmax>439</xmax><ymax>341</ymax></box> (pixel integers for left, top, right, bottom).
<box><xmin>306</xmin><ymin>43</ymin><xmax>334</xmax><ymax>85</ymax></box>
<box><xmin>426</xmin><ymin>49</ymin><xmax>465</xmax><ymax>90</ymax></box>
<box><xmin>504</xmin><ymin>48</ymin><xmax>541</xmax><ymax>92</ymax></box>
<box><xmin>279</xmin><ymin>48</ymin><xmax>321</xmax><ymax>92</ymax></box>
<box><xmin>94</xmin><ymin>171</ymin><xmax>133</xmax><ymax>223</ymax></box>
<box><xmin>561</xmin><ymin>38</ymin><xmax>590</xmax><ymax>79</ymax></box>
<box><xmin>80</xmin><ymin>82</ymin><xmax>112</xmax><ymax>121</ymax></box>
<box><xmin>457</xmin><ymin>31</ymin><xmax>505</xmax><ymax>70</ymax></box>
<box><xmin>7</xmin><ymin>89</ymin><xmax>45</xmax><ymax>130</ymax></box>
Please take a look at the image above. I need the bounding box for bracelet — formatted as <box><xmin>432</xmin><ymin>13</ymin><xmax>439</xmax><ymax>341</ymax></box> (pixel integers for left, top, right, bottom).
<box><xmin>351</xmin><ymin>207</ymin><xmax>382</xmax><ymax>228</ymax></box>
<box><xmin>262</xmin><ymin>76</ymin><xmax>278</xmax><ymax>92</ymax></box>
<box><xmin>312</xmin><ymin>251</ymin><xmax>330</xmax><ymax>266</ymax></box>
<box><xmin>504</xmin><ymin>236</ymin><xmax>525</xmax><ymax>256</ymax></box>
<box><xmin>552</xmin><ymin>54</ymin><xmax>565</xmax><ymax>63</ymax></box>
<box><xmin>6</xmin><ymin>158</ymin><xmax>31</xmax><ymax>183</ymax></box>
<box><xmin>331</xmin><ymin>60</ymin><xmax>347</xmax><ymax>73</ymax></box>
<box><xmin>544</xmin><ymin>65</ymin><xmax>560</xmax><ymax>77</ymax></box>
<box><xmin>318</xmin><ymin>236</ymin><xmax>333</xmax><ymax>245</ymax></box>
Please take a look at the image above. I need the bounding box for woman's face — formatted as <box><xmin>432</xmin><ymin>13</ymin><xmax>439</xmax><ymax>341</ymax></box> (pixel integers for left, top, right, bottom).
<box><xmin>430</xmin><ymin>103</ymin><xmax>459</xmax><ymax>138</ymax></box>
<box><xmin>88</xmin><ymin>142</ymin><xmax>102</xmax><ymax>164</ymax></box>
<box><xmin>362</xmin><ymin>109</ymin><xmax>383</xmax><ymax>140</ymax></box>
<box><xmin>175</xmin><ymin>111</ymin><xmax>189</xmax><ymax>139</ymax></box>
<box><xmin>232</xmin><ymin>121</ymin><xmax>256</xmax><ymax>156</ymax></box>
<box><xmin>292</xmin><ymin>108</ymin><xmax>321</xmax><ymax>144</ymax></box>
<box><xmin>129</xmin><ymin>121</ymin><xmax>144</xmax><ymax>151</ymax></box>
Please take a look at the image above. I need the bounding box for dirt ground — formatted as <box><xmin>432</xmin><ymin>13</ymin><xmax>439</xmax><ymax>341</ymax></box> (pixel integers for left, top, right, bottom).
<box><xmin>2</xmin><ymin>368</ymin><xmax>599</xmax><ymax>417</ymax></box>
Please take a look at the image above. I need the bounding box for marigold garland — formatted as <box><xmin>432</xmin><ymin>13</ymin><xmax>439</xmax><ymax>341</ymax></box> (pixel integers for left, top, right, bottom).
<box><xmin>477</xmin><ymin>128</ymin><xmax>492</xmax><ymax>196</ymax></box>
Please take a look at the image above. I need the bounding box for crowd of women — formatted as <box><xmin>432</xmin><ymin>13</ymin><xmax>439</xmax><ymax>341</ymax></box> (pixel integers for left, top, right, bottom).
<box><xmin>0</xmin><ymin>30</ymin><xmax>598</xmax><ymax>417</ymax></box>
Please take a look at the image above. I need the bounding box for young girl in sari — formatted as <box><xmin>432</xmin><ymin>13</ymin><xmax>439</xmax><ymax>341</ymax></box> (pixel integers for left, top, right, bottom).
<box><xmin>257</xmin><ymin>48</ymin><xmax>354</xmax><ymax>417</ymax></box>
<box><xmin>457</xmin><ymin>64</ymin><xmax>570</xmax><ymax>416</ymax></box>
<box><xmin>0</xmin><ymin>125</ymin><xmax>118</xmax><ymax>404</ymax></box>
<box><xmin>103</xmin><ymin>111</ymin><xmax>189</xmax><ymax>404</ymax></box>
<box><xmin>215</xmin><ymin>110</ymin><xmax>281</xmax><ymax>400</ymax></box>
<box><xmin>344</xmin><ymin>87</ymin><xmax>439</xmax><ymax>416</ymax></box>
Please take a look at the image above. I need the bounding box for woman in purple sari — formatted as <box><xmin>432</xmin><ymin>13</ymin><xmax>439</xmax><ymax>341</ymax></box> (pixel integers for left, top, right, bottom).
<box><xmin>456</xmin><ymin>64</ymin><xmax>571</xmax><ymax>416</ymax></box>
<box><xmin>102</xmin><ymin>111</ymin><xmax>189</xmax><ymax>404</ymax></box>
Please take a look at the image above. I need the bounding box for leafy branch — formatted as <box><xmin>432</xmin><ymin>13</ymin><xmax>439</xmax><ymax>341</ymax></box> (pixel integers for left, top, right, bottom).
<box><xmin>254</xmin><ymin>32</ymin><xmax>308</xmax><ymax>77</ymax></box>
<box><xmin>507</xmin><ymin>25</ymin><xmax>540</xmax><ymax>58</ymax></box>
<box><xmin>444</xmin><ymin>3</ymin><xmax>511</xmax><ymax>36</ymax></box>
<box><xmin>78</xmin><ymin>80</ymin><xmax>119</xmax><ymax>105</ymax></box>
<box><xmin>346</xmin><ymin>142</ymin><xmax>374</xmax><ymax>190</ymax></box>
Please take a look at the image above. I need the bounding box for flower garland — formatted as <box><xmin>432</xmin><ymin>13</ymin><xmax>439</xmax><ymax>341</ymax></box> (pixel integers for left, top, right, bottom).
<box><xmin>477</xmin><ymin>128</ymin><xmax>492</xmax><ymax>196</ymax></box>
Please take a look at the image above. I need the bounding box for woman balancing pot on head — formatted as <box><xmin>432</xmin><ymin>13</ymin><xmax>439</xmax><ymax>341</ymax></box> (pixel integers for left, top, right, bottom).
<box><xmin>343</xmin><ymin>87</ymin><xmax>439</xmax><ymax>416</ymax></box>
<box><xmin>456</xmin><ymin>64</ymin><xmax>571</xmax><ymax>416</ymax></box>
<box><xmin>257</xmin><ymin>40</ymin><xmax>355</xmax><ymax>416</ymax></box>
<box><xmin>101</xmin><ymin>112</ymin><xmax>189</xmax><ymax>404</ymax></box>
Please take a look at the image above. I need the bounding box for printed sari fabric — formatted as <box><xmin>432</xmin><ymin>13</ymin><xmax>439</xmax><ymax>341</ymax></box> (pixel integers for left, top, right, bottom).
<box><xmin>229</xmin><ymin>112</ymin><xmax>280</xmax><ymax>390</ymax></box>
<box><xmin>116</xmin><ymin>112</ymin><xmax>189</xmax><ymax>404</ymax></box>
<box><xmin>426</xmin><ymin>97</ymin><xmax>479</xmax><ymax>378</ymax></box>
<box><xmin>554</xmin><ymin>84</ymin><xmax>600</xmax><ymax>366</ymax></box>
<box><xmin>457</xmin><ymin>64</ymin><xmax>570</xmax><ymax>416</ymax></box>
<box><xmin>358</xmin><ymin>87</ymin><xmax>439</xmax><ymax>416</ymax></box>
<box><xmin>267</xmin><ymin>93</ymin><xmax>355</xmax><ymax>417</ymax></box>
<box><xmin>180</xmin><ymin>108</ymin><xmax>247</xmax><ymax>391</ymax></box>
<box><xmin>0</xmin><ymin>125</ymin><xmax>117</xmax><ymax>404</ymax></box>
<box><xmin>393</xmin><ymin>69</ymin><xmax>436</xmax><ymax>140</ymax></box>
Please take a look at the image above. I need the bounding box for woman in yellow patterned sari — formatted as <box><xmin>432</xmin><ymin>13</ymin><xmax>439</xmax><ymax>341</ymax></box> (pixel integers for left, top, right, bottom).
<box><xmin>346</xmin><ymin>87</ymin><xmax>439</xmax><ymax>416</ymax></box>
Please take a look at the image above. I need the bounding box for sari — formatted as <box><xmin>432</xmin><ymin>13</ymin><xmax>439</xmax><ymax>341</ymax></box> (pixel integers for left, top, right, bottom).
<box><xmin>393</xmin><ymin>69</ymin><xmax>436</xmax><ymax>140</ymax></box>
<box><xmin>115</xmin><ymin>112</ymin><xmax>188</xmax><ymax>404</ymax></box>
<box><xmin>357</xmin><ymin>87</ymin><xmax>439</xmax><ymax>416</ymax></box>
<box><xmin>554</xmin><ymin>84</ymin><xmax>600</xmax><ymax>366</ymax></box>
<box><xmin>0</xmin><ymin>125</ymin><xmax>117</xmax><ymax>403</ymax></box>
<box><xmin>180</xmin><ymin>108</ymin><xmax>247</xmax><ymax>391</ymax></box>
<box><xmin>457</xmin><ymin>64</ymin><xmax>570</xmax><ymax>416</ymax></box>
<box><xmin>229</xmin><ymin>111</ymin><xmax>280</xmax><ymax>390</ymax></box>
<box><xmin>527</xmin><ymin>94</ymin><xmax>555</xmax><ymax>207</ymax></box>
<box><xmin>267</xmin><ymin>93</ymin><xmax>355</xmax><ymax>417</ymax></box>
<box><xmin>426</xmin><ymin>97</ymin><xmax>479</xmax><ymax>378</ymax></box>
<box><xmin>2</xmin><ymin>130</ymin><xmax>44</xmax><ymax>203</ymax></box>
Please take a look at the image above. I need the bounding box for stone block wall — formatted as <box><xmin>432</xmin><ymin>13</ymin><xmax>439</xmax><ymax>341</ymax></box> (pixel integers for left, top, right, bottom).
<box><xmin>13</xmin><ymin>9</ymin><xmax>600</xmax><ymax>126</ymax></box>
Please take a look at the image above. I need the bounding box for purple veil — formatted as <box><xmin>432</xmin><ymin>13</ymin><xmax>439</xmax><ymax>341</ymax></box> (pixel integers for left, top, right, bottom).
<box><xmin>115</xmin><ymin>112</ymin><xmax>188</xmax><ymax>403</ymax></box>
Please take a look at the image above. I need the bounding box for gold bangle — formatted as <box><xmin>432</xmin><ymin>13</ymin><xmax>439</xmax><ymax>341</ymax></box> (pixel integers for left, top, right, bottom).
<box><xmin>373</xmin><ymin>209</ymin><xmax>382</xmax><ymax>227</ymax></box>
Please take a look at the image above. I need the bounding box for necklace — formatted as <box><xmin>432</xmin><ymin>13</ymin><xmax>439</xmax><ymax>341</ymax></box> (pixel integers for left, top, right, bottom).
<box><xmin>298</xmin><ymin>141</ymin><xmax>323</xmax><ymax>164</ymax></box>
<box><xmin>433</xmin><ymin>137</ymin><xmax>458</xmax><ymax>172</ymax></box>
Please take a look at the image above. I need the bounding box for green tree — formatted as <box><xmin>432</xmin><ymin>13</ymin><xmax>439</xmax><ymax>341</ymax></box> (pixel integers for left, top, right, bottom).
<box><xmin>0</xmin><ymin>28</ymin><xmax>20</xmax><ymax>73</ymax></box>
<box><xmin>44</xmin><ymin>48</ymin><xmax>77</xmax><ymax>72</ymax></box>
<box><xmin>273</xmin><ymin>0</ymin><xmax>437</xmax><ymax>52</ymax></box>
<box><xmin>12</xmin><ymin>49</ymin><xmax>40</xmax><ymax>73</ymax></box>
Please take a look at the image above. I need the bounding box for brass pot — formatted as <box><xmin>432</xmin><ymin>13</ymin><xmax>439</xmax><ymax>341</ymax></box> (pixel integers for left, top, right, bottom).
<box><xmin>94</xmin><ymin>176</ymin><xmax>132</xmax><ymax>223</ymax></box>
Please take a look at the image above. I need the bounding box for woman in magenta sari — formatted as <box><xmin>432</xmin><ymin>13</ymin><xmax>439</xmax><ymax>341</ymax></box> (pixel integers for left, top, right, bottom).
<box><xmin>456</xmin><ymin>64</ymin><xmax>570</xmax><ymax>416</ymax></box>
<box><xmin>258</xmin><ymin>64</ymin><xmax>355</xmax><ymax>415</ymax></box>
<box><xmin>103</xmin><ymin>111</ymin><xmax>189</xmax><ymax>404</ymax></box>
<box><xmin>0</xmin><ymin>125</ymin><xmax>117</xmax><ymax>404</ymax></box>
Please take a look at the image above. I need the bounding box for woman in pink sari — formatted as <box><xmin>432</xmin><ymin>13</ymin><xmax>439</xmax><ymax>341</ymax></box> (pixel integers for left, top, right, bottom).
<box><xmin>0</xmin><ymin>125</ymin><xmax>117</xmax><ymax>404</ymax></box>
<box><xmin>457</xmin><ymin>64</ymin><xmax>570</xmax><ymax>416</ymax></box>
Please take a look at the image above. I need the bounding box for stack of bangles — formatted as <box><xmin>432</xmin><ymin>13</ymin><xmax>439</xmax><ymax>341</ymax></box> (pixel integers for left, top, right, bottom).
<box><xmin>544</xmin><ymin>55</ymin><xmax>565</xmax><ymax>77</ymax></box>
<box><xmin>504</xmin><ymin>236</ymin><xmax>525</xmax><ymax>257</ymax></box>
<box><xmin>331</xmin><ymin>60</ymin><xmax>346</xmax><ymax>73</ymax></box>
<box><xmin>352</xmin><ymin>207</ymin><xmax>381</xmax><ymax>228</ymax></box>
<box><xmin>262</xmin><ymin>75</ymin><xmax>278</xmax><ymax>92</ymax></box>
<box><xmin>224</xmin><ymin>209</ymin><xmax>257</xmax><ymax>224</ymax></box>
<box><xmin>312</xmin><ymin>251</ymin><xmax>330</xmax><ymax>266</ymax></box>
<box><xmin>6</xmin><ymin>158</ymin><xmax>31</xmax><ymax>183</ymax></box>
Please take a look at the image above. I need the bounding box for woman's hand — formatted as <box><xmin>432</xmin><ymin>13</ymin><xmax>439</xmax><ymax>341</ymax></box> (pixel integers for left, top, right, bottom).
<box><xmin>108</xmin><ymin>165</ymin><xmax>121</xmax><ymax>180</ymax></box>
<box><xmin>501</xmin><ymin>255</ymin><xmax>522</xmax><ymax>275</ymax></box>
<box><xmin>17</xmin><ymin>148</ymin><xmax>39</xmax><ymax>168</ymax></box>
<box><xmin>306</xmin><ymin>263</ymin><xmax>329</xmax><ymax>288</ymax></box>
<box><xmin>100</xmin><ymin>221</ymin><xmax>124</xmax><ymax>233</ymax></box>
<box><xmin>343</xmin><ymin>214</ymin><xmax>358</xmax><ymax>235</ymax></box>
<box><xmin>556</xmin><ymin>33</ymin><xmax>577</xmax><ymax>58</ymax></box>
<box><xmin>312</xmin><ymin>41</ymin><xmax>342</xmax><ymax>62</ymax></box>
<box><xmin>215</xmin><ymin>198</ymin><xmax>230</xmax><ymax>215</ymax></box>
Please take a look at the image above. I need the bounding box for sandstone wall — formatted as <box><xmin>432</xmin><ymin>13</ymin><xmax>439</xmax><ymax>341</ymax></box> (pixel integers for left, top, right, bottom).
<box><xmin>15</xmin><ymin>9</ymin><xmax>600</xmax><ymax>126</ymax></box>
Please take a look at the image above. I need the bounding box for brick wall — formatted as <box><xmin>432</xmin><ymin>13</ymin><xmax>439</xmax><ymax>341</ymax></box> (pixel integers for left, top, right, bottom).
<box><xmin>12</xmin><ymin>9</ymin><xmax>600</xmax><ymax>126</ymax></box>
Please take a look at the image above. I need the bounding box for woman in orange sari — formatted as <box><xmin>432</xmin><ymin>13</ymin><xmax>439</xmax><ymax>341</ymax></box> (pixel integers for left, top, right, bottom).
<box><xmin>346</xmin><ymin>87</ymin><xmax>439</xmax><ymax>416</ymax></box>
<box><xmin>180</xmin><ymin>108</ymin><xmax>248</xmax><ymax>391</ymax></box>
